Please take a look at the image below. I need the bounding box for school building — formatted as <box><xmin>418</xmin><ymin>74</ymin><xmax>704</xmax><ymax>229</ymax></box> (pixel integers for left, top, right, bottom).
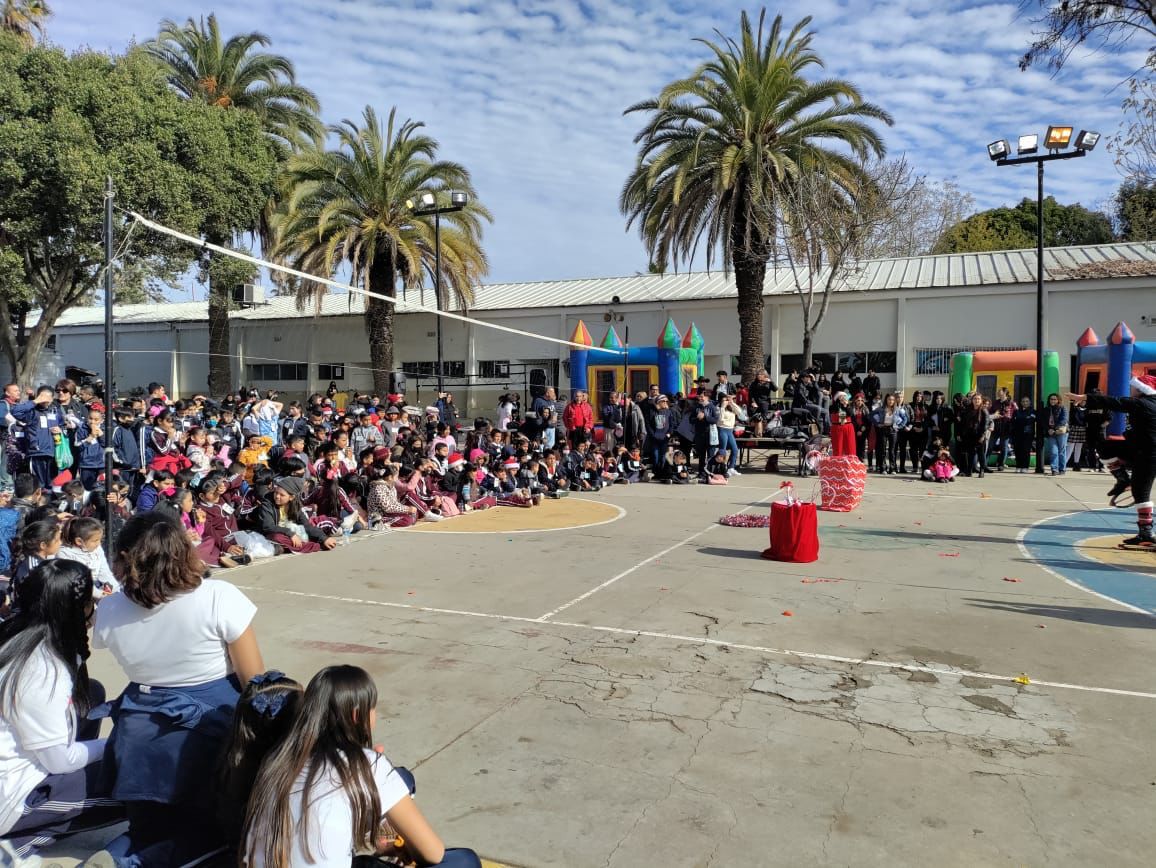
<box><xmin>15</xmin><ymin>240</ymin><xmax>1156</xmax><ymax>415</ymax></box>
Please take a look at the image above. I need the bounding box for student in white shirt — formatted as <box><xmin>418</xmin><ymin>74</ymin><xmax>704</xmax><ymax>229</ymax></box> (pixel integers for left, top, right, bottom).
<box><xmin>0</xmin><ymin>560</ymin><xmax>124</xmax><ymax>862</ymax></box>
<box><xmin>56</xmin><ymin>517</ymin><xmax>119</xmax><ymax>599</ymax></box>
<box><xmin>244</xmin><ymin>665</ymin><xmax>481</xmax><ymax>868</ymax></box>
<box><xmin>93</xmin><ymin>511</ymin><xmax>264</xmax><ymax>867</ymax></box>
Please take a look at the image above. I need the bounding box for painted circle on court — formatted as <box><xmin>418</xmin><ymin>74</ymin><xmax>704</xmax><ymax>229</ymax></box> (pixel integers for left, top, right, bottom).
<box><xmin>404</xmin><ymin>497</ymin><xmax>625</xmax><ymax>534</ymax></box>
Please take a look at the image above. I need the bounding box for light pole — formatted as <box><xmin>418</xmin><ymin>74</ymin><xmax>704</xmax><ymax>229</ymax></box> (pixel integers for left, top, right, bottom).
<box><xmin>988</xmin><ymin>127</ymin><xmax>1099</xmax><ymax>474</ymax></box>
<box><xmin>406</xmin><ymin>190</ymin><xmax>469</xmax><ymax>393</ymax></box>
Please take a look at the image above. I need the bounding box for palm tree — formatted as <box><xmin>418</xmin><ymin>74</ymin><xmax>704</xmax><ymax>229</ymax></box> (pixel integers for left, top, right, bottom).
<box><xmin>620</xmin><ymin>10</ymin><xmax>892</xmax><ymax>385</ymax></box>
<box><xmin>0</xmin><ymin>0</ymin><xmax>50</xmax><ymax>45</ymax></box>
<box><xmin>145</xmin><ymin>14</ymin><xmax>323</xmax><ymax>395</ymax></box>
<box><xmin>275</xmin><ymin>106</ymin><xmax>491</xmax><ymax>395</ymax></box>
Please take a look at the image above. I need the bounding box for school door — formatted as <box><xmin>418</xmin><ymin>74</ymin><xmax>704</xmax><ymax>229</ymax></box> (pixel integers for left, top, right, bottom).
<box><xmin>1013</xmin><ymin>374</ymin><xmax>1035</xmax><ymax>403</ymax></box>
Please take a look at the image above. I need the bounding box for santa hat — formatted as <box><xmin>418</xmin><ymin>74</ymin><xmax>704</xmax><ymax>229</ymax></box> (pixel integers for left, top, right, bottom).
<box><xmin>502</xmin><ymin>458</ymin><xmax>520</xmax><ymax>471</ymax></box>
<box><xmin>448</xmin><ymin>452</ymin><xmax>465</xmax><ymax>469</ymax></box>
<box><xmin>1131</xmin><ymin>375</ymin><xmax>1156</xmax><ymax>396</ymax></box>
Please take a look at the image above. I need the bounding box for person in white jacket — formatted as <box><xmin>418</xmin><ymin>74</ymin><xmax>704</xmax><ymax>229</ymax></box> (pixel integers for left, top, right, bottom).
<box><xmin>56</xmin><ymin>517</ymin><xmax>119</xmax><ymax>599</ymax></box>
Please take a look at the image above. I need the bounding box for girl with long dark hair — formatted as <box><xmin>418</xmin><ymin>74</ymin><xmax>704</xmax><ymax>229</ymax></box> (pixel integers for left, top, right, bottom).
<box><xmin>94</xmin><ymin>511</ymin><xmax>265</xmax><ymax>866</ymax></box>
<box><xmin>244</xmin><ymin>665</ymin><xmax>480</xmax><ymax>868</ymax></box>
<box><xmin>0</xmin><ymin>561</ymin><xmax>124</xmax><ymax>861</ymax></box>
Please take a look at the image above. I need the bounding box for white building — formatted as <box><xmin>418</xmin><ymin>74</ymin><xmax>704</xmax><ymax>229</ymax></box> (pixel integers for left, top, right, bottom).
<box><xmin>14</xmin><ymin>240</ymin><xmax>1156</xmax><ymax>414</ymax></box>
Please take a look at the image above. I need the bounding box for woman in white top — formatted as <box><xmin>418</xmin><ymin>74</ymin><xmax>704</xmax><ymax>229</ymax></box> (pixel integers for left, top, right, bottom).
<box><xmin>496</xmin><ymin>394</ymin><xmax>516</xmax><ymax>433</ymax></box>
<box><xmin>244</xmin><ymin>665</ymin><xmax>480</xmax><ymax>868</ymax></box>
<box><xmin>94</xmin><ymin>511</ymin><xmax>264</xmax><ymax>867</ymax></box>
<box><xmin>0</xmin><ymin>560</ymin><xmax>124</xmax><ymax>862</ymax></box>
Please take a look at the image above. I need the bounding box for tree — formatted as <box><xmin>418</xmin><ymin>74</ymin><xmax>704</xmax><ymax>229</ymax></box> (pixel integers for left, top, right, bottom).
<box><xmin>0</xmin><ymin>0</ymin><xmax>50</xmax><ymax>46</ymax></box>
<box><xmin>274</xmin><ymin>107</ymin><xmax>491</xmax><ymax>395</ymax></box>
<box><xmin>145</xmin><ymin>13</ymin><xmax>323</xmax><ymax>395</ymax></box>
<box><xmin>857</xmin><ymin>175</ymin><xmax>975</xmax><ymax>259</ymax></box>
<box><xmin>0</xmin><ymin>37</ymin><xmax>277</xmax><ymax>388</ymax></box>
<box><xmin>932</xmin><ymin>197</ymin><xmax>1115</xmax><ymax>253</ymax></box>
<box><xmin>778</xmin><ymin>159</ymin><xmax>919</xmax><ymax>368</ymax></box>
<box><xmin>1114</xmin><ymin>178</ymin><xmax>1156</xmax><ymax>239</ymax></box>
<box><xmin>620</xmin><ymin>10</ymin><xmax>891</xmax><ymax>385</ymax></box>
<box><xmin>1018</xmin><ymin>1</ymin><xmax>1156</xmax><ymax>75</ymax></box>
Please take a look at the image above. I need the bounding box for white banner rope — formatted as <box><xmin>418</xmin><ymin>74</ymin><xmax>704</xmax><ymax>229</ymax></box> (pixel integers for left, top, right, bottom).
<box><xmin>127</xmin><ymin>211</ymin><xmax>624</xmax><ymax>357</ymax></box>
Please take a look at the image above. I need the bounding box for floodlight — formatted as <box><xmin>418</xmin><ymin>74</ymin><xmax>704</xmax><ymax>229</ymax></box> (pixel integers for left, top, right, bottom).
<box><xmin>987</xmin><ymin>139</ymin><xmax>1010</xmax><ymax>161</ymax></box>
<box><xmin>1074</xmin><ymin>130</ymin><xmax>1100</xmax><ymax>152</ymax></box>
<box><xmin>1017</xmin><ymin>134</ymin><xmax>1039</xmax><ymax>155</ymax></box>
<box><xmin>1045</xmin><ymin>125</ymin><xmax>1073</xmax><ymax>149</ymax></box>
<box><xmin>450</xmin><ymin>190</ymin><xmax>468</xmax><ymax>207</ymax></box>
<box><xmin>419</xmin><ymin>191</ymin><xmax>436</xmax><ymax>207</ymax></box>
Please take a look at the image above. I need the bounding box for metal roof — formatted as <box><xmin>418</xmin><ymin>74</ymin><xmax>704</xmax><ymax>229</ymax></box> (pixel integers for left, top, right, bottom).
<box><xmin>46</xmin><ymin>240</ymin><xmax>1156</xmax><ymax>328</ymax></box>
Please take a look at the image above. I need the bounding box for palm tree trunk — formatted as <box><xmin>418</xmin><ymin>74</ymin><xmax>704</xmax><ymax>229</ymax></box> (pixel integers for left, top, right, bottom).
<box><xmin>207</xmin><ymin>234</ymin><xmax>232</xmax><ymax>396</ymax></box>
<box><xmin>366</xmin><ymin>257</ymin><xmax>397</xmax><ymax>395</ymax></box>
<box><xmin>731</xmin><ymin>210</ymin><xmax>768</xmax><ymax>386</ymax></box>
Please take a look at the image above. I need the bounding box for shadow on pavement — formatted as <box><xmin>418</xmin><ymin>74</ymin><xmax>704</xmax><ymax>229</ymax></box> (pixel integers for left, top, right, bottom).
<box><xmin>966</xmin><ymin>597</ymin><xmax>1156</xmax><ymax>628</ymax></box>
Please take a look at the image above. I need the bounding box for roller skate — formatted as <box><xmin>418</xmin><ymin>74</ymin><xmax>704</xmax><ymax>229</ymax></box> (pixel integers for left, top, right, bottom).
<box><xmin>1106</xmin><ymin>460</ymin><xmax>1133</xmax><ymax>508</ymax></box>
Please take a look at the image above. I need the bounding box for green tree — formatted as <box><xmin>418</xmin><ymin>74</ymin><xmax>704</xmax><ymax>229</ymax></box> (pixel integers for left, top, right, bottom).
<box><xmin>620</xmin><ymin>10</ymin><xmax>891</xmax><ymax>384</ymax></box>
<box><xmin>1115</xmin><ymin>179</ymin><xmax>1156</xmax><ymax>240</ymax></box>
<box><xmin>0</xmin><ymin>36</ymin><xmax>277</xmax><ymax>388</ymax></box>
<box><xmin>274</xmin><ymin>107</ymin><xmax>491</xmax><ymax>394</ymax></box>
<box><xmin>0</xmin><ymin>0</ymin><xmax>50</xmax><ymax>46</ymax></box>
<box><xmin>146</xmin><ymin>13</ymin><xmax>322</xmax><ymax>394</ymax></box>
<box><xmin>932</xmin><ymin>197</ymin><xmax>1114</xmax><ymax>253</ymax></box>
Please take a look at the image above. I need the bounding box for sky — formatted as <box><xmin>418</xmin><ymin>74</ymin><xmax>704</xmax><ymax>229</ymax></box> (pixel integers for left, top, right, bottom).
<box><xmin>49</xmin><ymin>0</ymin><xmax>1149</xmax><ymax>288</ymax></box>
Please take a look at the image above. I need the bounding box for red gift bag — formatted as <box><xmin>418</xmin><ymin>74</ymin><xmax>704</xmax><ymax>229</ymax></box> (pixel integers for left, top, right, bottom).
<box><xmin>762</xmin><ymin>500</ymin><xmax>820</xmax><ymax>563</ymax></box>
<box><xmin>819</xmin><ymin>454</ymin><xmax>867</xmax><ymax>512</ymax></box>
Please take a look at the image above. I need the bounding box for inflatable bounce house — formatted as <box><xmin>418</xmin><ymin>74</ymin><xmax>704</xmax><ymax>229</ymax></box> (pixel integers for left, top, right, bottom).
<box><xmin>1075</xmin><ymin>322</ymin><xmax>1156</xmax><ymax>436</ymax></box>
<box><xmin>948</xmin><ymin>350</ymin><xmax>1059</xmax><ymax>404</ymax></box>
<box><xmin>568</xmin><ymin>317</ymin><xmax>703</xmax><ymax>420</ymax></box>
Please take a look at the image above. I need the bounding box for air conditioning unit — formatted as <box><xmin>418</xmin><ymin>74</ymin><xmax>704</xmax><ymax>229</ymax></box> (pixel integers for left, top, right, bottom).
<box><xmin>232</xmin><ymin>284</ymin><xmax>265</xmax><ymax>306</ymax></box>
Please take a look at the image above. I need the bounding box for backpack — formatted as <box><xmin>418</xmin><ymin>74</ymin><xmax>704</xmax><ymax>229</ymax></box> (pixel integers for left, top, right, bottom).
<box><xmin>767</xmin><ymin>426</ymin><xmax>798</xmax><ymax>440</ymax></box>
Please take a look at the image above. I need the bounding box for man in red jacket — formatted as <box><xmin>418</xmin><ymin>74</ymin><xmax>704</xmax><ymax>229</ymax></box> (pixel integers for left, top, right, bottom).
<box><xmin>563</xmin><ymin>391</ymin><xmax>595</xmax><ymax>448</ymax></box>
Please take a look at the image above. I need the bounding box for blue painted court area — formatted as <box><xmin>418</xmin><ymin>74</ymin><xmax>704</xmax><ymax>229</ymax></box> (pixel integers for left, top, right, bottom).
<box><xmin>1021</xmin><ymin>508</ymin><xmax>1156</xmax><ymax>615</ymax></box>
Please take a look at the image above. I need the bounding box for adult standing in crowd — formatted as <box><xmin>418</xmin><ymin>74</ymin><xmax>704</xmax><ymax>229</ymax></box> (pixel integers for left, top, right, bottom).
<box><xmin>1012</xmin><ymin>396</ymin><xmax>1037</xmax><ymax>472</ymax></box>
<box><xmin>0</xmin><ymin>383</ymin><xmax>19</xmax><ymax>490</ymax></box>
<box><xmin>1084</xmin><ymin>389</ymin><xmax>1107</xmax><ymax>472</ymax></box>
<box><xmin>621</xmin><ymin>393</ymin><xmax>648</xmax><ymax>452</ymax></box>
<box><xmin>712</xmin><ymin>370</ymin><xmax>735</xmax><ymax>399</ymax></box>
<box><xmin>715</xmin><ymin>393</ymin><xmax>745</xmax><ymax>476</ymax></box>
<box><xmin>532</xmin><ymin>387</ymin><xmax>557</xmax><ymax>450</ymax></box>
<box><xmin>957</xmin><ymin>393</ymin><xmax>991</xmax><ymax>478</ymax></box>
<box><xmin>563</xmin><ymin>391</ymin><xmax>593</xmax><ymax>447</ymax></box>
<box><xmin>95</xmin><ymin>512</ymin><xmax>265</xmax><ymax>866</ymax></box>
<box><xmin>645</xmin><ymin>394</ymin><xmax>676</xmax><ymax>473</ymax></box>
<box><xmin>10</xmin><ymin>386</ymin><xmax>63</xmax><ymax>489</ymax></box>
<box><xmin>689</xmin><ymin>390</ymin><xmax>719</xmax><ymax>478</ymax></box>
<box><xmin>436</xmin><ymin>392</ymin><xmax>460</xmax><ymax>431</ymax></box>
<box><xmin>1042</xmin><ymin>393</ymin><xmax>1069</xmax><ymax>476</ymax></box>
<box><xmin>747</xmin><ymin>370</ymin><xmax>777</xmax><ymax>437</ymax></box>
<box><xmin>601</xmin><ymin>392</ymin><xmax>622</xmax><ymax>453</ymax></box>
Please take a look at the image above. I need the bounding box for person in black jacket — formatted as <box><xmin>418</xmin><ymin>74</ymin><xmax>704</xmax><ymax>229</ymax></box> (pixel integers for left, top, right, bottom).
<box><xmin>254</xmin><ymin>476</ymin><xmax>337</xmax><ymax>553</ymax></box>
<box><xmin>861</xmin><ymin>370</ymin><xmax>881</xmax><ymax>406</ymax></box>
<box><xmin>689</xmin><ymin>391</ymin><xmax>719</xmax><ymax>477</ymax></box>
<box><xmin>747</xmin><ymin>370</ymin><xmax>777</xmax><ymax>436</ymax></box>
<box><xmin>1069</xmin><ymin>375</ymin><xmax>1156</xmax><ymax>547</ymax></box>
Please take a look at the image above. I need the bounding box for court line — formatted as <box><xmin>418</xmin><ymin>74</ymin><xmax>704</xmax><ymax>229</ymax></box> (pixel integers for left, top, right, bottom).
<box><xmin>1016</xmin><ymin>510</ymin><xmax>1156</xmax><ymax>617</ymax></box>
<box><xmin>863</xmin><ymin>489</ymin><xmax>1101</xmax><ymax>505</ymax></box>
<box><xmin>399</xmin><ymin>502</ymin><xmax>627</xmax><ymax>535</ymax></box>
<box><xmin>237</xmin><ymin>585</ymin><xmax>1156</xmax><ymax>700</ymax></box>
<box><xmin>533</xmin><ymin>493</ymin><xmax>777</xmax><ymax>621</ymax></box>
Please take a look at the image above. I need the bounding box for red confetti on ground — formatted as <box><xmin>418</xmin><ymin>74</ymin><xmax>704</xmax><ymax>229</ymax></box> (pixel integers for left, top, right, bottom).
<box><xmin>1037</xmin><ymin>624</ymin><xmax>1047</xmax><ymax>629</ymax></box>
<box><xmin>781</xmin><ymin>610</ymin><xmax>794</xmax><ymax>617</ymax></box>
<box><xmin>801</xmin><ymin>578</ymin><xmax>844</xmax><ymax>584</ymax></box>
<box><xmin>407</xmin><ymin>591</ymin><xmax>416</xmax><ymax>595</ymax></box>
<box><xmin>939</xmin><ymin>552</ymin><xmax>960</xmax><ymax>558</ymax></box>
<box><xmin>719</xmin><ymin>513</ymin><xmax>771</xmax><ymax>527</ymax></box>
<box><xmin>979</xmin><ymin>492</ymin><xmax>992</xmax><ymax>499</ymax></box>
<box><xmin>659</xmin><ymin>587</ymin><xmax>670</xmax><ymax>592</ymax></box>
<box><xmin>914</xmin><ymin>521</ymin><xmax>923</xmax><ymax>526</ymax></box>
<box><xmin>1003</xmin><ymin>577</ymin><xmax>1022</xmax><ymax>583</ymax></box>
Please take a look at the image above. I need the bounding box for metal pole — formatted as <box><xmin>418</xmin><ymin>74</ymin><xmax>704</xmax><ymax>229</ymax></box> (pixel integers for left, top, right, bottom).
<box><xmin>103</xmin><ymin>176</ymin><xmax>116</xmax><ymax>553</ymax></box>
<box><xmin>434</xmin><ymin>210</ymin><xmax>444</xmax><ymax>393</ymax></box>
<box><xmin>1035</xmin><ymin>160</ymin><xmax>1046</xmax><ymax>475</ymax></box>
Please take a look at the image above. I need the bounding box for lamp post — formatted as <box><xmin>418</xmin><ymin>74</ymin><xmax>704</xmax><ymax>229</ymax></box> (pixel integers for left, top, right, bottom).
<box><xmin>406</xmin><ymin>190</ymin><xmax>469</xmax><ymax>393</ymax></box>
<box><xmin>988</xmin><ymin>127</ymin><xmax>1099</xmax><ymax>474</ymax></box>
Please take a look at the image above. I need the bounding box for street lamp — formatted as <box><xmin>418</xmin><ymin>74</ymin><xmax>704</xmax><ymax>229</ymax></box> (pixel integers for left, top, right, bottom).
<box><xmin>989</xmin><ymin>126</ymin><xmax>1098</xmax><ymax>473</ymax></box>
<box><xmin>405</xmin><ymin>190</ymin><xmax>469</xmax><ymax>392</ymax></box>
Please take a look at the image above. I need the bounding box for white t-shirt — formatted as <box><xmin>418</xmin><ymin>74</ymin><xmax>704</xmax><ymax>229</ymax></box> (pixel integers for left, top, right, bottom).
<box><xmin>93</xmin><ymin>579</ymin><xmax>256</xmax><ymax>688</ymax></box>
<box><xmin>0</xmin><ymin>644</ymin><xmax>76</xmax><ymax>835</ymax></box>
<box><xmin>248</xmin><ymin>749</ymin><xmax>411</xmax><ymax>868</ymax></box>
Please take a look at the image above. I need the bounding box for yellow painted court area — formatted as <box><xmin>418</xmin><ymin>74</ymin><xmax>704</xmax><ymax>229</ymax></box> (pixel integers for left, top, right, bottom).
<box><xmin>405</xmin><ymin>496</ymin><xmax>624</xmax><ymax>533</ymax></box>
<box><xmin>1076</xmin><ymin>534</ymin><xmax>1156</xmax><ymax>575</ymax></box>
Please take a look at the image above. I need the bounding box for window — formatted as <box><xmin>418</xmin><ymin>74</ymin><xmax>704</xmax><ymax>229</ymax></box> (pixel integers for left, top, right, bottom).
<box><xmin>45</xmin><ymin>335</ymin><xmax>57</xmax><ymax>351</ymax></box>
<box><xmin>865</xmin><ymin>352</ymin><xmax>896</xmax><ymax>374</ymax></box>
<box><xmin>1014</xmin><ymin>374</ymin><xmax>1036</xmax><ymax>403</ymax></box>
<box><xmin>780</xmin><ymin>351</ymin><xmax>893</xmax><ymax>375</ymax></box>
<box><xmin>914</xmin><ymin>346</ymin><xmax>1027</xmax><ymax>377</ymax></box>
<box><xmin>318</xmin><ymin>363</ymin><xmax>345</xmax><ymax>380</ymax></box>
<box><xmin>629</xmin><ymin>369</ymin><xmax>652</xmax><ymax>397</ymax></box>
<box><xmin>478</xmin><ymin>360</ymin><xmax>509</xmax><ymax>378</ymax></box>
<box><xmin>401</xmin><ymin>361</ymin><xmax>465</xmax><ymax>378</ymax></box>
<box><xmin>248</xmin><ymin>363</ymin><xmax>306</xmax><ymax>381</ymax></box>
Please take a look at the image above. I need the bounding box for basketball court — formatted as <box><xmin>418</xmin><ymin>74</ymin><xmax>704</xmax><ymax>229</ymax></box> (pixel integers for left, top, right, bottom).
<box><xmin>51</xmin><ymin>471</ymin><xmax>1156</xmax><ymax>866</ymax></box>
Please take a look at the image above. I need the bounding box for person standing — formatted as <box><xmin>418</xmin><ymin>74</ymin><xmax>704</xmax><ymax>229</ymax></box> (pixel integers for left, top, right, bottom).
<box><xmin>862</xmin><ymin>369</ymin><xmax>881</xmax><ymax>406</ymax></box>
<box><xmin>715</xmin><ymin>394</ymin><xmax>746</xmax><ymax>476</ymax></box>
<box><xmin>1011</xmin><ymin>396</ymin><xmax>1037</xmax><ymax>473</ymax></box>
<box><xmin>0</xmin><ymin>383</ymin><xmax>20</xmax><ymax>490</ymax></box>
<box><xmin>747</xmin><ymin>370</ymin><xmax>777</xmax><ymax>436</ymax></box>
<box><xmin>829</xmin><ymin>392</ymin><xmax>856</xmax><ymax>457</ymax></box>
<box><xmin>10</xmin><ymin>386</ymin><xmax>63</xmax><ymax>489</ymax></box>
<box><xmin>562</xmin><ymin>391</ymin><xmax>594</xmax><ymax>448</ymax></box>
<box><xmin>712</xmin><ymin>371</ymin><xmax>735</xmax><ymax>399</ymax></box>
<box><xmin>532</xmin><ymin>388</ymin><xmax>558</xmax><ymax>450</ymax></box>
<box><xmin>1041</xmin><ymin>393</ymin><xmax>1069</xmax><ymax>476</ymax></box>
<box><xmin>645</xmin><ymin>394</ymin><xmax>676</xmax><ymax>473</ymax></box>
<box><xmin>1068</xmin><ymin>377</ymin><xmax>1156</xmax><ymax>546</ymax></box>
<box><xmin>1084</xmin><ymin>389</ymin><xmax>1108</xmax><ymax>472</ymax></box>
<box><xmin>689</xmin><ymin>391</ymin><xmax>719</xmax><ymax>478</ymax></box>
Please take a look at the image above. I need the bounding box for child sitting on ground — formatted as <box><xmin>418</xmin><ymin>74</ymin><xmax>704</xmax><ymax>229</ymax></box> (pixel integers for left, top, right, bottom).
<box><xmin>56</xmin><ymin>516</ymin><xmax>118</xmax><ymax>598</ymax></box>
<box><xmin>932</xmin><ymin>449</ymin><xmax>958</xmax><ymax>483</ymax></box>
<box><xmin>669</xmin><ymin>450</ymin><xmax>692</xmax><ymax>484</ymax></box>
<box><xmin>367</xmin><ymin>461</ymin><xmax>419</xmax><ymax>528</ymax></box>
<box><xmin>619</xmin><ymin>447</ymin><xmax>645</xmax><ymax>484</ymax></box>
<box><xmin>707</xmin><ymin>449</ymin><xmax>731</xmax><ymax>482</ymax></box>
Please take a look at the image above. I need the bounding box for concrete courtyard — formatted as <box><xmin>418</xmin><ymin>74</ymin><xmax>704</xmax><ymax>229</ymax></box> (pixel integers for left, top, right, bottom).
<box><xmin>51</xmin><ymin>469</ymin><xmax>1156</xmax><ymax>867</ymax></box>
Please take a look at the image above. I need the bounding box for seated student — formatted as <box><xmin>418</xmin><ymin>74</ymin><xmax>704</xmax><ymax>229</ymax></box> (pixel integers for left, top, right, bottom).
<box><xmin>416</xmin><ymin>458</ymin><xmax>460</xmax><ymax>517</ymax></box>
<box><xmin>493</xmin><ymin>461</ymin><xmax>537</xmax><ymax>507</ymax></box>
<box><xmin>7</xmin><ymin>517</ymin><xmax>63</xmax><ymax>603</ymax></box>
<box><xmin>598</xmin><ymin>449</ymin><xmax>619</xmax><ymax>485</ymax></box>
<box><xmin>238</xmin><ymin>434</ymin><xmax>273</xmax><ymax>482</ymax></box>
<box><xmin>243</xmin><ymin>665</ymin><xmax>482</xmax><ymax>868</ymax></box>
<box><xmin>537</xmin><ymin>451</ymin><xmax>570</xmax><ymax>497</ymax></box>
<box><xmin>135</xmin><ymin>468</ymin><xmax>176</xmax><ymax>513</ymax></box>
<box><xmin>706</xmin><ymin>449</ymin><xmax>730</xmax><ymax>481</ymax></box>
<box><xmin>0</xmin><ymin>561</ymin><xmax>125</xmax><ymax>863</ymax></box>
<box><xmin>82</xmin><ymin>480</ymin><xmax>133</xmax><ymax>552</ymax></box>
<box><xmin>396</xmin><ymin>465</ymin><xmax>446</xmax><ymax>522</ymax></box>
<box><xmin>196</xmin><ymin>472</ymin><xmax>251</xmax><ymax>569</ymax></box>
<box><xmin>919</xmin><ymin>437</ymin><xmax>942</xmax><ymax>480</ymax></box>
<box><xmin>254</xmin><ymin>476</ymin><xmax>339</xmax><ymax>554</ymax></box>
<box><xmin>366</xmin><ymin>461</ymin><xmax>419</xmax><ymax>528</ymax></box>
<box><xmin>8</xmin><ymin>473</ymin><xmax>44</xmax><ymax>524</ymax></box>
<box><xmin>184</xmin><ymin>426</ymin><xmax>214</xmax><ymax>481</ymax></box>
<box><xmin>519</xmin><ymin>457</ymin><xmax>546</xmax><ymax>500</ymax></box>
<box><xmin>577</xmin><ymin>456</ymin><xmax>602</xmax><ymax>492</ymax></box>
<box><xmin>311</xmin><ymin>472</ymin><xmax>369</xmax><ymax>534</ymax></box>
<box><xmin>216</xmin><ymin>671</ymin><xmax>303</xmax><ymax>850</ymax></box>
<box><xmin>455</xmin><ymin>463</ymin><xmax>497</xmax><ymax>512</ymax></box>
<box><xmin>313</xmin><ymin>441</ymin><xmax>349</xmax><ymax>482</ymax></box>
<box><xmin>619</xmin><ymin>447</ymin><xmax>645</xmax><ymax>484</ymax></box>
<box><xmin>57</xmin><ymin>479</ymin><xmax>89</xmax><ymax>517</ymax></box>
<box><xmin>0</xmin><ymin>486</ymin><xmax>18</xmax><ymax>579</ymax></box>
<box><xmin>668</xmin><ymin>450</ymin><xmax>692</xmax><ymax>484</ymax></box>
<box><xmin>56</xmin><ymin>517</ymin><xmax>118</xmax><ymax>598</ymax></box>
<box><xmin>438</xmin><ymin>452</ymin><xmax>467</xmax><ymax>503</ymax></box>
<box><xmin>430</xmin><ymin>441</ymin><xmax>450</xmax><ymax>476</ymax></box>
<box><xmin>932</xmin><ymin>448</ymin><xmax>958</xmax><ymax>483</ymax></box>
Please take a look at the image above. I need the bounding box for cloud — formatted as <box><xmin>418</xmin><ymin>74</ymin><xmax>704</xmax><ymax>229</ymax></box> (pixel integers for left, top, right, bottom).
<box><xmin>48</xmin><ymin>0</ymin><xmax>1141</xmax><ymax>285</ymax></box>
